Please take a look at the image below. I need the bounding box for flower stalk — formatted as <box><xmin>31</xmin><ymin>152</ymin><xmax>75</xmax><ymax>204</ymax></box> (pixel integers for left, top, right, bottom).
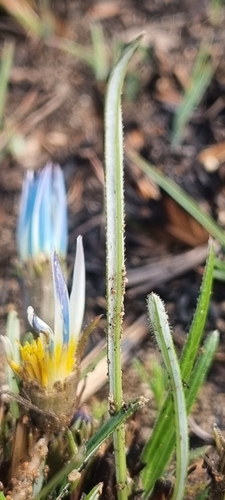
<box><xmin>104</xmin><ymin>36</ymin><xmax>143</xmax><ymax>499</ymax></box>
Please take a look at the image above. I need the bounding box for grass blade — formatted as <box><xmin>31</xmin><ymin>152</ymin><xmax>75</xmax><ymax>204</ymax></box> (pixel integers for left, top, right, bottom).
<box><xmin>126</xmin><ymin>149</ymin><xmax>225</xmax><ymax>247</ymax></box>
<box><xmin>179</xmin><ymin>239</ymin><xmax>215</xmax><ymax>378</ymax></box>
<box><xmin>172</xmin><ymin>45</ymin><xmax>214</xmax><ymax>145</ymax></box>
<box><xmin>0</xmin><ymin>0</ymin><xmax>46</xmax><ymax>37</ymax></box>
<box><xmin>0</xmin><ymin>41</ymin><xmax>14</xmax><ymax>130</ymax></box>
<box><xmin>90</xmin><ymin>23</ymin><xmax>109</xmax><ymax>81</ymax></box>
<box><xmin>47</xmin><ymin>36</ymin><xmax>94</xmax><ymax>67</ymax></box>
<box><xmin>85</xmin><ymin>483</ymin><xmax>103</xmax><ymax>500</ymax></box>
<box><xmin>186</xmin><ymin>330</ymin><xmax>219</xmax><ymax>413</ymax></box>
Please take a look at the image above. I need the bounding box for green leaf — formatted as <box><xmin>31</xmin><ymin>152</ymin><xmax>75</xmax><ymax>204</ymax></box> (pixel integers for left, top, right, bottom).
<box><xmin>172</xmin><ymin>45</ymin><xmax>214</xmax><ymax>145</ymax></box>
<box><xmin>147</xmin><ymin>293</ymin><xmax>188</xmax><ymax>500</ymax></box>
<box><xmin>142</xmin><ymin>242</ymin><xmax>216</xmax><ymax>498</ymax></box>
<box><xmin>195</xmin><ymin>487</ymin><xmax>210</xmax><ymax>500</ymax></box>
<box><xmin>186</xmin><ymin>330</ymin><xmax>219</xmax><ymax>413</ymax></box>
<box><xmin>126</xmin><ymin>149</ymin><xmax>225</xmax><ymax>247</ymax></box>
<box><xmin>90</xmin><ymin>22</ymin><xmax>109</xmax><ymax>81</ymax></box>
<box><xmin>48</xmin><ymin>36</ymin><xmax>94</xmax><ymax>67</ymax></box>
<box><xmin>84</xmin><ymin>482</ymin><xmax>103</xmax><ymax>499</ymax></box>
<box><xmin>213</xmin><ymin>257</ymin><xmax>225</xmax><ymax>281</ymax></box>
<box><xmin>142</xmin><ymin>330</ymin><xmax>218</xmax><ymax>499</ymax></box>
<box><xmin>86</xmin><ymin>396</ymin><xmax>147</xmax><ymax>460</ymax></box>
<box><xmin>180</xmin><ymin>239</ymin><xmax>215</xmax><ymax>380</ymax></box>
<box><xmin>34</xmin><ymin>396</ymin><xmax>147</xmax><ymax>500</ymax></box>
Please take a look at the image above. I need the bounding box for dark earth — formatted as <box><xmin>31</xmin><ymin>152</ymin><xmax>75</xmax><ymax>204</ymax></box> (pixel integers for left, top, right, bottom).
<box><xmin>1</xmin><ymin>0</ymin><xmax>225</xmax><ymax>498</ymax></box>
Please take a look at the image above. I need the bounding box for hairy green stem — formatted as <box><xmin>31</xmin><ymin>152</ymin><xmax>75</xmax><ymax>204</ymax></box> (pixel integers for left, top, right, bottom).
<box><xmin>104</xmin><ymin>36</ymin><xmax>143</xmax><ymax>499</ymax></box>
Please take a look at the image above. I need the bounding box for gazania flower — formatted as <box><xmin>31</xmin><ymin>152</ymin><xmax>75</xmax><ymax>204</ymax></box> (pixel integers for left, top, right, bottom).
<box><xmin>17</xmin><ymin>162</ymin><xmax>68</xmax><ymax>329</ymax></box>
<box><xmin>2</xmin><ymin>236</ymin><xmax>86</xmax><ymax>431</ymax></box>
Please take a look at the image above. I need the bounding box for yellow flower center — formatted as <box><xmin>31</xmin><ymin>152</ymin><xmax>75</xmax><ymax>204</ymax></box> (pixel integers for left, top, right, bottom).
<box><xmin>8</xmin><ymin>337</ymin><xmax>77</xmax><ymax>390</ymax></box>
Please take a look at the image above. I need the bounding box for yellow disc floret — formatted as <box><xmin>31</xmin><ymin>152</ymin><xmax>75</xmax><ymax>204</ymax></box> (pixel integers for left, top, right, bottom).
<box><xmin>16</xmin><ymin>337</ymin><xmax>77</xmax><ymax>390</ymax></box>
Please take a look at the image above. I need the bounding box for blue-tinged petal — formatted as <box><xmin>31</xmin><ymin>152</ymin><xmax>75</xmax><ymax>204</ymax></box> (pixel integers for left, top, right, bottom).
<box><xmin>52</xmin><ymin>289</ymin><xmax>64</xmax><ymax>366</ymax></box>
<box><xmin>25</xmin><ymin>174</ymin><xmax>40</xmax><ymax>258</ymax></box>
<box><xmin>17</xmin><ymin>173</ymin><xmax>29</xmax><ymax>261</ymax></box>
<box><xmin>69</xmin><ymin>236</ymin><xmax>85</xmax><ymax>340</ymax></box>
<box><xmin>52</xmin><ymin>164</ymin><xmax>68</xmax><ymax>258</ymax></box>
<box><xmin>17</xmin><ymin>171</ymin><xmax>39</xmax><ymax>261</ymax></box>
<box><xmin>17</xmin><ymin>163</ymin><xmax>68</xmax><ymax>264</ymax></box>
<box><xmin>31</xmin><ymin>163</ymin><xmax>52</xmax><ymax>258</ymax></box>
<box><xmin>52</xmin><ymin>251</ymin><xmax>70</xmax><ymax>345</ymax></box>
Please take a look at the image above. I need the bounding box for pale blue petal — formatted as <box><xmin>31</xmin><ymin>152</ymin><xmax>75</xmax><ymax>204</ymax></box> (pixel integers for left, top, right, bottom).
<box><xmin>17</xmin><ymin>163</ymin><xmax>68</xmax><ymax>262</ymax></box>
<box><xmin>31</xmin><ymin>163</ymin><xmax>52</xmax><ymax>258</ymax></box>
<box><xmin>52</xmin><ymin>251</ymin><xmax>70</xmax><ymax>345</ymax></box>
<box><xmin>17</xmin><ymin>171</ymin><xmax>38</xmax><ymax>261</ymax></box>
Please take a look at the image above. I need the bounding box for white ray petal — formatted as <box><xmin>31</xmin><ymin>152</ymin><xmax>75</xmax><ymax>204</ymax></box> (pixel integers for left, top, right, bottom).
<box><xmin>51</xmin><ymin>251</ymin><xmax>68</xmax><ymax>359</ymax></box>
<box><xmin>69</xmin><ymin>236</ymin><xmax>85</xmax><ymax>340</ymax></box>
<box><xmin>6</xmin><ymin>310</ymin><xmax>20</xmax><ymax>365</ymax></box>
<box><xmin>1</xmin><ymin>335</ymin><xmax>14</xmax><ymax>361</ymax></box>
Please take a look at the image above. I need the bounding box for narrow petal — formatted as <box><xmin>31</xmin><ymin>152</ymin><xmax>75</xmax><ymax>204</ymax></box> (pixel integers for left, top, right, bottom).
<box><xmin>69</xmin><ymin>236</ymin><xmax>85</xmax><ymax>340</ymax></box>
<box><xmin>27</xmin><ymin>306</ymin><xmax>54</xmax><ymax>352</ymax></box>
<box><xmin>2</xmin><ymin>334</ymin><xmax>20</xmax><ymax>397</ymax></box>
<box><xmin>17</xmin><ymin>171</ymin><xmax>38</xmax><ymax>261</ymax></box>
<box><xmin>6</xmin><ymin>310</ymin><xmax>20</xmax><ymax>365</ymax></box>
<box><xmin>52</xmin><ymin>164</ymin><xmax>68</xmax><ymax>258</ymax></box>
<box><xmin>1</xmin><ymin>335</ymin><xmax>14</xmax><ymax>361</ymax></box>
<box><xmin>8</xmin><ymin>360</ymin><xmax>24</xmax><ymax>379</ymax></box>
<box><xmin>52</xmin><ymin>251</ymin><xmax>70</xmax><ymax>345</ymax></box>
<box><xmin>31</xmin><ymin>164</ymin><xmax>52</xmax><ymax>258</ymax></box>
